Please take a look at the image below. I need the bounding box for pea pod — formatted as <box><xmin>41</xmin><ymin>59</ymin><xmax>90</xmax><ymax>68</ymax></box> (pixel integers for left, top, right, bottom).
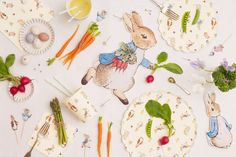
<box><xmin>181</xmin><ymin>11</ymin><xmax>190</xmax><ymax>33</ymax></box>
<box><xmin>192</xmin><ymin>9</ymin><xmax>200</xmax><ymax>25</ymax></box>
<box><xmin>146</xmin><ymin>119</ymin><xmax>153</xmax><ymax>139</ymax></box>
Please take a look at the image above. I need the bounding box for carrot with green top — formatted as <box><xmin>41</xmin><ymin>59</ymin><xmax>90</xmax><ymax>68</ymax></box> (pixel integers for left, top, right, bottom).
<box><xmin>65</xmin><ymin>32</ymin><xmax>100</xmax><ymax>69</ymax></box>
<box><xmin>62</xmin><ymin>22</ymin><xmax>100</xmax><ymax>69</ymax></box>
<box><xmin>97</xmin><ymin>116</ymin><xmax>103</xmax><ymax>157</ymax></box>
<box><xmin>47</xmin><ymin>25</ymin><xmax>79</xmax><ymax>65</ymax></box>
<box><xmin>107</xmin><ymin>122</ymin><xmax>112</xmax><ymax>157</ymax></box>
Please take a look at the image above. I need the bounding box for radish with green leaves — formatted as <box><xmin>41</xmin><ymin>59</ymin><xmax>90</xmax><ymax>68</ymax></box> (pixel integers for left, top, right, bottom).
<box><xmin>0</xmin><ymin>54</ymin><xmax>32</xmax><ymax>96</ymax></box>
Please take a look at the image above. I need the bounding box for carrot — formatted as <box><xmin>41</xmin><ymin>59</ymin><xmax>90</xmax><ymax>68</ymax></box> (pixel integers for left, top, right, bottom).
<box><xmin>61</xmin><ymin>22</ymin><xmax>100</xmax><ymax>69</ymax></box>
<box><xmin>47</xmin><ymin>25</ymin><xmax>79</xmax><ymax>66</ymax></box>
<box><xmin>66</xmin><ymin>37</ymin><xmax>95</xmax><ymax>69</ymax></box>
<box><xmin>98</xmin><ymin>116</ymin><xmax>103</xmax><ymax>157</ymax></box>
<box><xmin>107</xmin><ymin>122</ymin><xmax>112</xmax><ymax>157</ymax></box>
<box><xmin>56</xmin><ymin>25</ymin><xmax>79</xmax><ymax>57</ymax></box>
<box><xmin>61</xmin><ymin>32</ymin><xmax>92</xmax><ymax>62</ymax></box>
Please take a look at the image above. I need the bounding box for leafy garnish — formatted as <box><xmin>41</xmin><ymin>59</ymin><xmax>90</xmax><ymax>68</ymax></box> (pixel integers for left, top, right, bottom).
<box><xmin>157</xmin><ymin>52</ymin><xmax>168</xmax><ymax>64</ymax></box>
<box><xmin>145</xmin><ymin>100</ymin><xmax>174</xmax><ymax>137</ymax></box>
<box><xmin>162</xmin><ymin>63</ymin><xmax>183</xmax><ymax>74</ymax></box>
<box><xmin>5</xmin><ymin>54</ymin><xmax>15</xmax><ymax>68</ymax></box>
<box><xmin>152</xmin><ymin>52</ymin><xmax>183</xmax><ymax>75</ymax></box>
<box><xmin>212</xmin><ymin>63</ymin><xmax>236</xmax><ymax>92</ymax></box>
<box><xmin>0</xmin><ymin>54</ymin><xmax>20</xmax><ymax>85</ymax></box>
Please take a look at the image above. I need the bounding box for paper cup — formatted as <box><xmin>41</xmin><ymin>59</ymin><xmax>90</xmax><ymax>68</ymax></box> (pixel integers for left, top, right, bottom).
<box><xmin>64</xmin><ymin>88</ymin><xmax>96</xmax><ymax>123</ymax></box>
<box><xmin>66</xmin><ymin>0</ymin><xmax>92</xmax><ymax>20</ymax></box>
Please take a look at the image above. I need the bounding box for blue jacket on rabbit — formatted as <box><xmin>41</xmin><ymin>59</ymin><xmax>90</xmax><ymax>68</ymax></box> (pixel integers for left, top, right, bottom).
<box><xmin>207</xmin><ymin>116</ymin><xmax>232</xmax><ymax>138</ymax></box>
<box><xmin>99</xmin><ymin>41</ymin><xmax>152</xmax><ymax>68</ymax></box>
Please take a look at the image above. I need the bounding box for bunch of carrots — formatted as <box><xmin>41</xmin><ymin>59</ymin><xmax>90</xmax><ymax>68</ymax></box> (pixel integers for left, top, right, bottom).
<box><xmin>97</xmin><ymin>116</ymin><xmax>113</xmax><ymax>157</ymax></box>
<box><xmin>47</xmin><ymin>22</ymin><xmax>100</xmax><ymax>69</ymax></box>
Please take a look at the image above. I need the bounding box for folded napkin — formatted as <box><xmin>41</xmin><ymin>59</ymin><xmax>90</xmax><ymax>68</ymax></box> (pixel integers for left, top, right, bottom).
<box><xmin>0</xmin><ymin>0</ymin><xmax>54</xmax><ymax>50</ymax></box>
<box><xmin>28</xmin><ymin>113</ymin><xmax>76</xmax><ymax>157</ymax></box>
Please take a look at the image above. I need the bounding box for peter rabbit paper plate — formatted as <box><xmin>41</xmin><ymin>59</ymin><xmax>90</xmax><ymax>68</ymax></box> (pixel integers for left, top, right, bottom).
<box><xmin>158</xmin><ymin>0</ymin><xmax>218</xmax><ymax>52</ymax></box>
<box><xmin>121</xmin><ymin>91</ymin><xmax>197</xmax><ymax>157</ymax></box>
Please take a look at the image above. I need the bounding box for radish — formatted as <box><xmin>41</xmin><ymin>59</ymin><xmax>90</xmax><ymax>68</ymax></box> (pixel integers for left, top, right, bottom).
<box><xmin>146</xmin><ymin>75</ymin><xmax>154</xmax><ymax>83</ymax></box>
<box><xmin>10</xmin><ymin>87</ymin><xmax>18</xmax><ymax>96</ymax></box>
<box><xmin>20</xmin><ymin>76</ymin><xmax>31</xmax><ymax>85</ymax></box>
<box><xmin>159</xmin><ymin>136</ymin><xmax>169</xmax><ymax>145</ymax></box>
<box><xmin>18</xmin><ymin>84</ymin><xmax>25</xmax><ymax>93</ymax></box>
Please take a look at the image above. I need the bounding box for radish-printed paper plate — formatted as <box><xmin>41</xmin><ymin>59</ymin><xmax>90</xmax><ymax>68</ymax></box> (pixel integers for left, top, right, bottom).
<box><xmin>121</xmin><ymin>91</ymin><xmax>197</xmax><ymax>157</ymax></box>
<box><xmin>158</xmin><ymin>0</ymin><xmax>218</xmax><ymax>52</ymax></box>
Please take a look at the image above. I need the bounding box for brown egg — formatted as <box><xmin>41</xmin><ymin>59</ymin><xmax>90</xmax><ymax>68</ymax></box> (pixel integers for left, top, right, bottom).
<box><xmin>38</xmin><ymin>32</ymin><xmax>49</xmax><ymax>42</ymax></box>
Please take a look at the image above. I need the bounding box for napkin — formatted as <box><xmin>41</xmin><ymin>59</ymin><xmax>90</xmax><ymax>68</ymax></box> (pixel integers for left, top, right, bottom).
<box><xmin>28</xmin><ymin>113</ymin><xmax>76</xmax><ymax>157</ymax></box>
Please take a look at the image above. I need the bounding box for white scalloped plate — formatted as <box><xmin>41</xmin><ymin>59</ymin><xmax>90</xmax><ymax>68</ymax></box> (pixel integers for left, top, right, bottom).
<box><xmin>121</xmin><ymin>91</ymin><xmax>197</xmax><ymax>157</ymax></box>
<box><xmin>158</xmin><ymin>0</ymin><xmax>218</xmax><ymax>52</ymax></box>
<box><xmin>19</xmin><ymin>18</ymin><xmax>55</xmax><ymax>55</ymax></box>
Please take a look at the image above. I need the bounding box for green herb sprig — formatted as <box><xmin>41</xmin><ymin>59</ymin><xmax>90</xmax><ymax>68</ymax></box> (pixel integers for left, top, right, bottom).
<box><xmin>50</xmin><ymin>98</ymin><xmax>68</xmax><ymax>145</ymax></box>
<box><xmin>152</xmin><ymin>52</ymin><xmax>183</xmax><ymax>75</ymax></box>
<box><xmin>212</xmin><ymin>64</ymin><xmax>236</xmax><ymax>92</ymax></box>
<box><xmin>145</xmin><ymin>100</ymin><xmax>174</xmax><ymax>138</ymax></box>
<box><xmin>0</xmin><ymin>54</ymin><xmax>20</xmax><ymax>85</ymax></box>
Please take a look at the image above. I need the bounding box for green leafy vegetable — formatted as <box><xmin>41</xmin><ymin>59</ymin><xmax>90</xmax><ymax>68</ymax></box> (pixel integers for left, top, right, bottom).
<box><xmin>157</xmin><ymin>52</ymin><xmax>168</xmax><ymax>64</ymax></box>
<box><xmin>212</xmin><ymin>64</ymin><xmax>236</xmax><ymax>92</ymax></box>
<box><xmin>146</xmin><ymin>119</ymin><xmax>153</xmax><ymax>139</ymax></box>
<box><xmin>182</xmin><ymin>11</ymin><xmax>190</xmax><ymax>33</ymax></box>
<box><xmin>151</xmin><ymin>52</ymin><xmax>183</xmax><ymax>75</ymax></box>
<box><xmin>5</xmin><ymin>54</ymin><xmax>15</xmax><ymax>68</ymax></box>
<box><xmin>145</xmin><ymin>100</ymin><xmax>174</xmax><ymax>137</ymax></box>
<box><xmin>192</xmin><ymin>9</ymin><xmax>200</xmax><ymax>25</ymax></box>
<box><xmin>162</xmin><ymin>63</ymin><xmax>183</xmax><ymax>74</ymax></box>
<box><xmin>0</xmin><ymin>54</ymin><xmax>20</xmax><ymax>85</ymax></box>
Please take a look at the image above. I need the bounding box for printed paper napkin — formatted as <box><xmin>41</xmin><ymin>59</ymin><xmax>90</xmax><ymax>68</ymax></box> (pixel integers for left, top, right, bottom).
<box><xmin>28</xmin><ymin>113</ymin><xmax>76</xmax><ymax>157</ymax></box>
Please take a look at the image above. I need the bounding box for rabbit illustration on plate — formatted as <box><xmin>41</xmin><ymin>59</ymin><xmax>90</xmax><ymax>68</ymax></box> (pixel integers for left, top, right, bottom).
<box><xmin>204</xmin><ymin>91</ymin><xmax>233</xmax><ymax>148</ymax></box>
<box><xmin>81</xmin><ymin>11</ymin><xmax>157</xmax><ymax>105</ymax></box>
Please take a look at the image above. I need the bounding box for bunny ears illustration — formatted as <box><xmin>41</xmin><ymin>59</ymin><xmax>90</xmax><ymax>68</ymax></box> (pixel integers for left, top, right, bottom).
<box><xmin>122</xmin><ymin>11</ymin><xmax>157</xmax><ymax>49</ymax></box>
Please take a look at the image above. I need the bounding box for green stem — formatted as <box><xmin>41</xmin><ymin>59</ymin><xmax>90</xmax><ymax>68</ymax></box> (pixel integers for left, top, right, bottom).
<box><xmin>202</xmin><ymin>68</ymin><xmax>214</xmax><ymax>73</ymax></box>
<box><xmin>6</xmin><ymin>74</ymin><xmax>20</xmax><ymax>86</ymax></box>
<box><xmin>47</xmin><ymin>57</ymin><xmax>56</xmax><ymax>66</ymax></box>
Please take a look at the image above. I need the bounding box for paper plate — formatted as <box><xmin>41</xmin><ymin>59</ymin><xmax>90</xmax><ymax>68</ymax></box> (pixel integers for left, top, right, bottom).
<box><xmin>19</xmin><ymin>18</ymin><xmax>55</xmax><ymax>55</ymax></box>
<box><xmin>121</xmin><ymin>91</ymin><xmax>197</xmax><ymax>157</ymax></box>
<box><xmin>158</xmin><ymin>0</ymin><xmax>218</xmax><ymax>52</ymax></box>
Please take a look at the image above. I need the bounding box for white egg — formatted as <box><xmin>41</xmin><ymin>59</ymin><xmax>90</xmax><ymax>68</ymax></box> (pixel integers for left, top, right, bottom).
<box><xmin>25</xmin><ymin>33</ymin><xmax>35</xmax><ymax>44</ymax></box>
<box><xmin>31</xmin><ymin>26</ymin><xmax>41</xmax><ymax>35</ymax></box>
<box><xmin>33</xmin><ymin>38</ymin><xmax>43</xmax><ymax>49</ymax></box>
<box><xmin>21</xmin><ymin>55</ymin><xmax>31</xmax><ymax>65</ymax></box>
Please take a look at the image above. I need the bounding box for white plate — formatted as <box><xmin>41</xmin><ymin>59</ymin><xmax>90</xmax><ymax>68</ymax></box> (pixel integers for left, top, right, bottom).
<box><xmin>158</xmin><ymin>0</ymin><xmax>218</xmax><ymax>52</ymax></box>
<box><xmin>121</xmin><ymin>91</ymin><xmax>197</xmax><ymax>157</ymax></box>
<box><xmin>19</xmin><ymin>18</ymin><xmax>55</xmax><ymax>55</ymax></box>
